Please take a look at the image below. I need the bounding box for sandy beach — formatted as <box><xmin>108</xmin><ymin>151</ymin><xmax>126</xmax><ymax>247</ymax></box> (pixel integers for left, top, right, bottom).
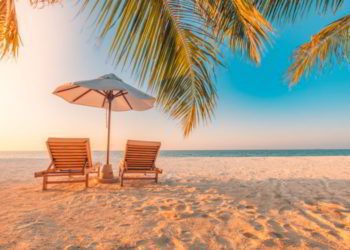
<box><xmin>2</xmin><ymin>0</ymin><xmax>350</xmax><ymax>249</ymax></box>
<box><xmin>0</xmin><ymin>156</ymin><xmax>350</xmax><ymax>249</ymax></box>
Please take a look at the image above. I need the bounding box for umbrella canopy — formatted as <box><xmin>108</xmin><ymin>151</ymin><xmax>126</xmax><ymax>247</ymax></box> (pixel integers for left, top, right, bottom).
<box><xmin>53</xmin><ymin>73</ymin><xmax>155</xmax><ymax>111</ymax></box>
<box><xmin>53</xmin><ymin>73</ymin><xmax>156</xmax><ymax>177</ymax></box>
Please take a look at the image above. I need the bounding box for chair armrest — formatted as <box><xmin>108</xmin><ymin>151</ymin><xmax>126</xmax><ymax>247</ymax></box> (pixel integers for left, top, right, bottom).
<box><xmin>34</xmin><ymin>162</ymin><xmax>54</xmax><ymax>177</ymax></box>
<box><xmin>34</xmin><ymin>171</ymin><xmax>45</xmax><ymax>177</ymax></box>
<box><xmin>46</xmin><ymin>162</ymin><xmax>54</xmax><ymax>170</ymax></box>
<box><xmin>119</xmin><ymin>160</ymin><xmax>127</xmax><ymax>171</ymax></box>
<box><xmin>154</xmin><ymin>167</ymin><xmax>163</xmax><ymax>174</ymax></box>
<box><xmin>83</xmin><ymin>161</ymin><xmax>90</xmax><ymax>174</ymax></box>
<box><xmin>86</xmin><ymin>162</ymin><xmax>101</xmax><ymax>175</ymax></box>
<box><xmin>152</xmin><ymin>163</ymin><xmax>162</xmax><ymax>174</ymax></box>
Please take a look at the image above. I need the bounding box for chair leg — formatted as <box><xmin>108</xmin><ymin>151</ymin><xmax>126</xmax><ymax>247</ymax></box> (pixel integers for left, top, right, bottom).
<box><xmin>155</xmin><ymin>173</ymin><xmax>158</xmax><ymax>183</ymax></box>
<box><xmin>85</xmin><ymin>173</ymin><xmax>89</xmax><ymax>188</ymax></box>
<box><xmin>120</xmin><ymin>172</ymin><xmax>124</xmax><ymax>187</ymax></box>
<box><xmin>43</xmin><ymin>176</ymin><xmax>48</xmax><ymax>191</ymax></box>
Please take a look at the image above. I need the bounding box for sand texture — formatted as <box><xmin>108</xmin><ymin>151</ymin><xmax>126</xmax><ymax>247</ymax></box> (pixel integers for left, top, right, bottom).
<box><xmin>0</xmin><ymin>156</ymin><xmax>350</xmax><ymax>249</ymax></box>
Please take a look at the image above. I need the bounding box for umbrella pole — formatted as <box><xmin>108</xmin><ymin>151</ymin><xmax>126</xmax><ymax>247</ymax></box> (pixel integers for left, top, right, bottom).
<box><xmin>106</xmin><ymin>98</ymin><xmax>112</xmax><ymax>165</ymax></box>
<box><xmin>99</xmin><ymin>95</ymin><xmax>117</xmax><ymax>183</ymax></box>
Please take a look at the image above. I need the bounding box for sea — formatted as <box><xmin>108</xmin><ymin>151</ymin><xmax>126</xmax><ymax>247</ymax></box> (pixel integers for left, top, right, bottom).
<box><xmin>1</xmin><ymin>149</ymin><xmax>350</xmax><ymax>161</ymax></box>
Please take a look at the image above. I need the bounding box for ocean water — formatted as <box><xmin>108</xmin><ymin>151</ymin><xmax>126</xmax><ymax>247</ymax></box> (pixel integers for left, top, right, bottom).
<box><xmin>1</xmin><ymin>149</ymin><xmax>350</xmax><ymax>161</ymax></box>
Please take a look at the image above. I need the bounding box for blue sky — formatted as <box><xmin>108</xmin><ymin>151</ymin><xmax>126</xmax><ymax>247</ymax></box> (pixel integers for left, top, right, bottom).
<box><xmin>0</xmin><ymin>2</ymin><xmax>349</xmax><ymax>150</ymax></box>
<box><xmin>212</xmin><ymin>3</ymin><xmax>350</xmax><ymax>149</ymax></box>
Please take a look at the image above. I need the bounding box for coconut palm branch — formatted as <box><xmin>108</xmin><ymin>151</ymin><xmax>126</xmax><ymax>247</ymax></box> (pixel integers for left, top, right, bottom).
<box><xmin>29</xmin><ymin>0</ymin><xmax>61</xmax><ymax>7</ymax></box>
<box><xmin>0</xmin><ymin>0</ymin><xmax>20</xmax><ymax>58</ymax></box>
<box><xmin>252</xmin><ymin>0</ymin><xmax>348</xmax><ymax>86</ymax></box>
<box><xmin>81</xmin><ymin>0</ymin><xmax>273</xmax><ymax>135</ymax></box>
<box><xmin>0</xmin><ymin>0</ymin><xmax>61</xmax><ymax>59</ymax></box>
<box><xmin>288</xmin><ymin>15</ymin><xmax>350</xmax><ymax>85</ymax></box>
<box><xmin>196</xmin><ymin>0</ymin><xmax>272</xmax><ymax>64</ymax></box>
<box><xmin>254</xmin><ymin>0</ymin><xmax>345</xmax><ymax>23</ymax></box>
<box><xmin>80</xmin><ymin>0</ymin><xmax>223</xmax><ymax>136</ymax></box>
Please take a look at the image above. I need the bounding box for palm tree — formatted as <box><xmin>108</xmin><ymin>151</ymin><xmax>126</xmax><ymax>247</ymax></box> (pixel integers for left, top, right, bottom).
<box><xmin>0</xmin><ymin>0</ymin><xmax>272</xmax><ymax>136</ymax></box>
<box><xmin>252</xmin><ymin>0</ymin><xmax>348</xmax><ymax>85</ymax></box>
<box><xmin>288</xmin><ymin>14</ymin><xmax>349</xmax><ymax>85</ymax></box>
<box><xmin>0</xmin><ymin>0</ymin><xmax>20</xmax><ymax>58</ymax></box>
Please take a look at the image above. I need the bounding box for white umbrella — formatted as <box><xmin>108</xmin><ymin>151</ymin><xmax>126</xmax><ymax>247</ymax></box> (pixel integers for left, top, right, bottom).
<box><xmin>53</xmin><ymin>73</ymin><xmax>156</xmax><ymax>182</ymax></box>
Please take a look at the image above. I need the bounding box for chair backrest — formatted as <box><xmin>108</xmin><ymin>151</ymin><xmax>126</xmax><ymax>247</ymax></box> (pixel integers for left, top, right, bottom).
<box><xmin>47</xmin><ymin>138</ymin><xmax>92</xmax><ymax>171</ymax></box>
<box><xmin>124</xmin><ymin>140</ymin><xmax>161</xmax><ymax>170</ymax></box>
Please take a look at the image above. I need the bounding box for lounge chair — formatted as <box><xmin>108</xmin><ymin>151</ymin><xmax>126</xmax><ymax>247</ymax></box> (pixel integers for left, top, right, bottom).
<box><xmin>34</xmin><ymin>138</ymin><xmax>100</xmax><ymax>190</ymax></box>
<box><xmin>119</xmin><ymin>140</ymin><xmax>162</xmax><ymax>187</ymax></box>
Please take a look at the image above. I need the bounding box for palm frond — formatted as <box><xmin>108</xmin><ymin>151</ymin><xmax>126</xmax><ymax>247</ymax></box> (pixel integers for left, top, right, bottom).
<box><xmin>254</xmin><ymin>0</ymin><xmax>344</xmax><ymax>23</ymax></box>
<box><xmin>0</xmin><ymin>0</ymin><xmax>20</xmax><ymax>59</ymax></box>
<box><xmin>29</xmin><ymin>0</ymin><xmax>61</xmax><ymax>4</ymax></box>
<box><xmin>29</xmin><ymin>0</ymin><xmax>62</xmax><ymax>8</ymax></box>
<box><xmin>196</xmin><ymin>0</ymin><xmax>272</xmax><ymax>64</ymax></box>
<box><xmin>82</xmin><ymin>0</ymin><xmax>220</xmax><ymax>136</ymax></box>
<box><xmin>288</xmin><ymin>15</ymin><xmax>350</xmax><ymax>85</ymax></box>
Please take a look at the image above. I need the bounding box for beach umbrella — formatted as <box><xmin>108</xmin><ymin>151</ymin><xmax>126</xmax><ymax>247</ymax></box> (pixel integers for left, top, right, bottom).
<box><xmin>53</xmin><ymin>73</ymin><xmax>156</xmax><ymax>182</ymax></box>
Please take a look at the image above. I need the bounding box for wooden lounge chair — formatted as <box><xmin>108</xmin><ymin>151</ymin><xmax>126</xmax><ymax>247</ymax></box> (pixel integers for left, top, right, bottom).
<box><xmin>119</xmin><ymin>140</ymin><xmax>162</xmax><ymax>187</ymax></box>
<box><xmin>34</xmin><ymin>138</ymin><xmax>100</xmax><ymax>190</ymax></box>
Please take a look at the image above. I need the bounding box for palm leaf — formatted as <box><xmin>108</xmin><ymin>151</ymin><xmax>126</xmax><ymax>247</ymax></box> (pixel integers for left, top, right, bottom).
<box><xmin>81</xmin><ymin>0</ymin><xmax>220</xmax><ymax>136</ymax></box>
<box><xmin>254</xmin><ymin>0</ymin><xmax>345</xmax><ymax>23</ymax></box>
<box><xmin>196</xmin><ymin>0</ymin><xmax>272</xmax><ymax>64</ymax></box>
<box><xmin>288</xmin><ymin>15</ymin><xmax>350</xmax><ymax>85</ymax></box>
<box><xmin>0</xmin><ymin>0</ymin><xmax>62</xmax><ymax>59</ymax></box>
<box><xmin>29</xmin><ymin>0</ymin><xmax>62</xmax><ymax>8</ymax></box>
<box><xmin>0</xmin><ymin>0</ymin><xmax>20</xmax><ymax>59</ymax></box>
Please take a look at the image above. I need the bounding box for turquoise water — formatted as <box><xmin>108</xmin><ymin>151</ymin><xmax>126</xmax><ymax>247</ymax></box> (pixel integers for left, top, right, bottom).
<box><xmin>1</xmin><ymin>149</ymin><xmax>350</xmax><ymax>160</ymax></box>
<box><xmin>160</xmin><ymin>149</ymin><xmax>350</xmax><ymax>157</ymax></box>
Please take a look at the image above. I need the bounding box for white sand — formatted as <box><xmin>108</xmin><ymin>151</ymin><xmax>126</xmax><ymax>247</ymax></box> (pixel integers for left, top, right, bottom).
<box><xmin>0</xmin><ymin>156</ymin><xmax>350</xmax><ymax>249</ymax></box>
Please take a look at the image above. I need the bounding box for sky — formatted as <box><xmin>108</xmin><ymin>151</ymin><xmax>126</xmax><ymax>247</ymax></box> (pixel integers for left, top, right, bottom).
<box><xmin>0</xmin><ymin>2</ymin><xmax>349</xmax><ymax>151</ymax></box>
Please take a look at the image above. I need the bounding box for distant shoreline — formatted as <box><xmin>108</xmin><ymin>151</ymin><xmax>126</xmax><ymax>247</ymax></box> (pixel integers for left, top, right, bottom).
<box><xmin>2</xmin><ymin>149</ymin><xmax>350</xmax><ymax>159</ymax></box>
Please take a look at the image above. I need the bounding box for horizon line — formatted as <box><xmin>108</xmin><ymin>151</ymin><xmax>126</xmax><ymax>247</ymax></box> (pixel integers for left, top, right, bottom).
<box><xmin>2</xmin><ymin>148</ymin><xmax>350</xmax><ymax>152</ymax></box>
